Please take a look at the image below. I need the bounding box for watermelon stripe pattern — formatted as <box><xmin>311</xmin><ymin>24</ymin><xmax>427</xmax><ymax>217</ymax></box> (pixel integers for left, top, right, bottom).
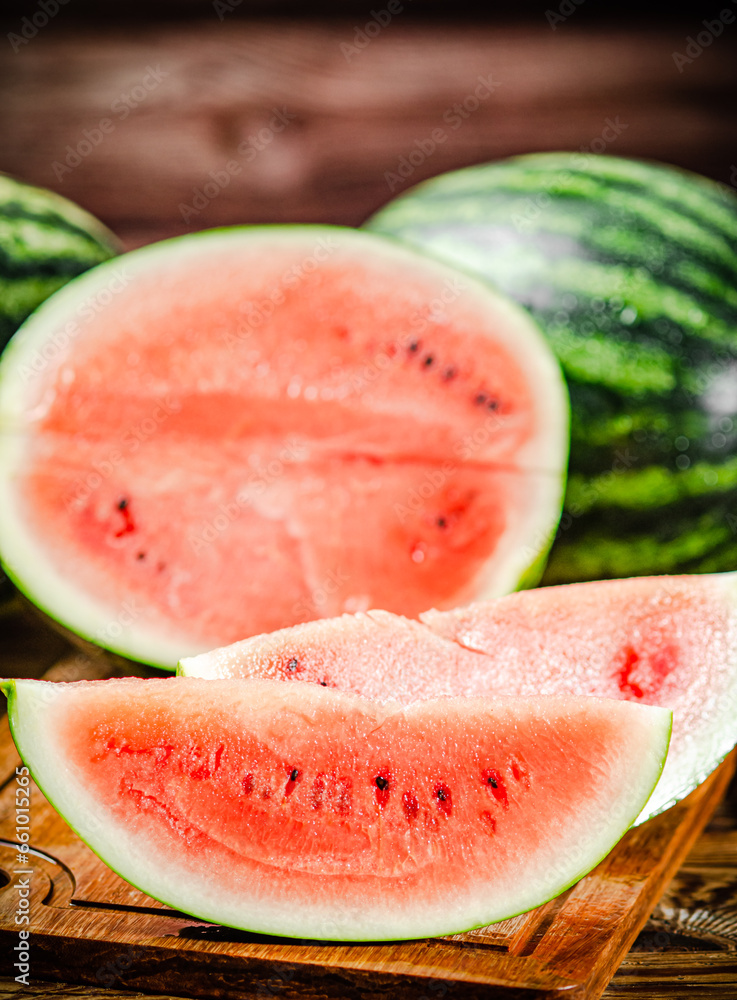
<box><xmin>366</xmin><ymin>153</ymin><xmax>737</xmax><ymax>583</ymax></box>
<box><xmin>0</xmin><ymin>175</ymin><xmax>119</xmax><ymax>352</ymax></box>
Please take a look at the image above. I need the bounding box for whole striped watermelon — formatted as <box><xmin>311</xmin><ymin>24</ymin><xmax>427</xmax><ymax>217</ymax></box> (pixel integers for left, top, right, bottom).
<box><xmin>367</xmin><ymin>153</ymin><xmax>737</xmax><ymax>583</ymax></box>
<box><xmin>0</xmin><ymin>174</ymin><xmax>119</xmax><ymax>353</ymax></box>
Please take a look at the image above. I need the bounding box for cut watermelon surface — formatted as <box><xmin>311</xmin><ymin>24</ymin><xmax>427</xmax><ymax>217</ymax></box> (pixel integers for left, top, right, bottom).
<box><xmin>366</xmin><ymin>153</ymin><xmax>737</xmax><ymax>582</ymax></box>
<box><xmin>180</xmin><ymin>572</ymin><xmax>737</xmax><ymax>824</ymax></box>
<box><xmin>4</xmin><ymin>677</ymin><xmax>670</xmax><ymax>940</ymax></box>
<box><xmin>0</xmin><ymin>227</ymin><xmax>568</xmax><ymax>668</ymax></box>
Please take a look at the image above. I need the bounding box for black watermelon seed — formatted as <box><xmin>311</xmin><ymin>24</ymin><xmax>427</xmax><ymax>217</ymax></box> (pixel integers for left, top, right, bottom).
<box><xmin>319</xmin><ymin>680</ymin><xmax>328</xmax><ymax>687</ymax></box>
<box><xmin>114</xmin><ymin>497</ymin><xmax>136</xmax><ymax>537</ymax></box>
<box><xmin>287</xmin><ymin>658</ymin><xmax>299</xmax><ymax>672</ymax></box>
<box><xmin>436</xmin><ymin>517</ymin><xmax>447</xmax><ymax>529</ymax></box>
<box><xmin>442</xmin><ymin>367</ymin><xmax>457</xmax><ymax>381</ymax></box>
<box><xmin>136</xmin><ymin>552</ymin><xmax>146</xmax><ymax>560</ymax></box>
<box><xmin>482</xmin><ymin>768</ymin><xmax>509</xmax><ymax>808</ymax></box>
<box><xmin>487</xmin><ymin>399</ymin><xmax>499</xmax><ymax>411</ymax></box>
<box><xmin>285</xmin><ymin>768</ymin><xmax>301</xmax><ymax>797</ymax></box>
<box><xmin>408</xmin><ymin>341</ymin><xmax>420</xmax><ymax>353</ymax></box>
<box><xmin>375</xmin><ymin>771</ymin><xmax>391</xmax><ymax>809</ymax></box>
<box><xmin>434</xmin><ymin>782</ymin><xmax>452</xmax><ymax>816</ymax></box>
<box><xmin>474</xmin><ymin>393</ymin><xmax>487</xmax><ymax>406</ymax></box>
<box><xmin>423</xmin><ymin>355</ymin><xmax>434</xmax><ymax>367</ymax></box>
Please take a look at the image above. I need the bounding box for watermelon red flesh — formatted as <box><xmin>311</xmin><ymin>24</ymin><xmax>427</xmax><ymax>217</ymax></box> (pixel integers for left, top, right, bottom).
<box><xmin>0</xmin><ymin>227</ymin><xmax>567</xmax><ymax>667</ymax></box>
<box><xmin>5</xmin><ymin>677</ymin><xmax>670</xmax><ymax>940</ymax></box>
<box><xmin>179</xmin><ymin>572</ymin><xmax>737</xmax><ymax>824</ymax></box>
<box><xmin>365</xmin><ymin>153</ymin><xmax>737</xmax><ymax>583</ymax></box>
<box><xmin>180</xmin><ymin>609</ymin><xmax>480</xmax><ymax>698</ymax></box>
<box><xmin>25</xmin><ymin>444</ymin><xmax>556</xmax><ymax>638</ymax></box>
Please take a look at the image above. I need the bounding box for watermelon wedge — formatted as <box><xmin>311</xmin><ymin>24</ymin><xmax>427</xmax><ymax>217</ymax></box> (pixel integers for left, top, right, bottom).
<box><xmin>0</xmin><ymin>226</ymin><xmax>568</xmax><ymax>669</ymax></box>
<box><xmin>3</xmin><ymin>676</ymin><xmax>670</xmax><ymax>940</ymax></box>
<box><xmin>180</xmin><ymin>572</ymin><xmax>737</xmax><ymax>824</ymax></box>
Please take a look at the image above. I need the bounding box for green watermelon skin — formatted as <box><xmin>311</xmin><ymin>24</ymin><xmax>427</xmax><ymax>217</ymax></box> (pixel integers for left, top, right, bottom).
<box><xmin>0</xmin><ymin>174</ymin><xmax>120</xmax><ymax>353</ymax></box>
<box><xmin>366</xmin><ymin>153</ymin><xmax>737</xmax><ymax>583</ymax></box>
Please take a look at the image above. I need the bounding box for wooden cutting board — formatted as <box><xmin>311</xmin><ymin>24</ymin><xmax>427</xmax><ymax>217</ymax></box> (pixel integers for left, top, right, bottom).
<box><xmin>0</xmin><ymin>654</ymin><xmax>733</xmax><ymax>1000</ymax></box>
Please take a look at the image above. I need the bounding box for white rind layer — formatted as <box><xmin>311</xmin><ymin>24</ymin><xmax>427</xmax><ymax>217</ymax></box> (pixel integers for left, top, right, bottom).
<box><xmin>0</xmin><ymin>226</ymin><xmax>569</xmax><ymax>668</ymax></box>
<box><xmin>6</xmin><ymin>677</ymin><xmax>670</xmax><ymax>941</ymax></box>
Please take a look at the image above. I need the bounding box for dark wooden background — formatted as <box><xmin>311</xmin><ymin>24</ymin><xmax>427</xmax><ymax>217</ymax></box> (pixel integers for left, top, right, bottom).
<box><xmin>1</xmin><ymin>5</ymin><xmax>737</xmax><ymax>997</ymax></box>
<box><xmin>1</xmin><ymin>10</ymin><xmax>736</xmax><ymax>248</ymax></box>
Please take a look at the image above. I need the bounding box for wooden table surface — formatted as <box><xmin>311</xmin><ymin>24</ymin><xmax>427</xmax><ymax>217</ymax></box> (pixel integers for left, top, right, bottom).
<box><xmin>1</xmin><ymin>13</ymin><xmax>737</xmax><ymax>998</ymax></box>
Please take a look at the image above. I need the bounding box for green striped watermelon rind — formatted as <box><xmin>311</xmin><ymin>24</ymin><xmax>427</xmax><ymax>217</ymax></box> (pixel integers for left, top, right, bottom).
<box><xmin>0</xmin><ymin>173</ymin><xmax>120</xmax><ymax>353</ymax></box>
<box><xmin>365</xmin><ymin>152</ymin><xmax>737</xmax><ymax>583</ymax></box>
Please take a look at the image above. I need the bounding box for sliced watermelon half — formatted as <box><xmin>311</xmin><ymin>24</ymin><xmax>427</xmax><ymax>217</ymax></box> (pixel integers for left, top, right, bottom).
<box><xmin>180</xmin><ymin>571</ymin><xmax>737</xmax><ymax>824</ymax></box>
<box><xmin>4</xmin><ymin>676</ymin><xmax>670</xmax><ymax>940</ymax></box>
<box><xmin>0</xmin><ymin>226</ymin><xmax>568</xmax><ymax>669</ymax></box>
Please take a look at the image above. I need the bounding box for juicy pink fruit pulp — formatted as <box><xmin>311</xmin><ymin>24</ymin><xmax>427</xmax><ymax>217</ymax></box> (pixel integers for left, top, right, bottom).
<box><xmin>184</xmin><ymin>575</ymin><xmax>731</xmax><ymax>710</ymax></box>
<box><xmin>15</xmin><ymin>232</ymin><xmax>561</xmax><ymax>651</ymax></box>
<box><xmin>180</xmin><ymin>573</ymin><xmax>737</xmax><ymax>822</ymax></box>
<box><xmin>17</xmin><ymin>676</ymin><xmax>668</xmax><ymax>937</ymax></box>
